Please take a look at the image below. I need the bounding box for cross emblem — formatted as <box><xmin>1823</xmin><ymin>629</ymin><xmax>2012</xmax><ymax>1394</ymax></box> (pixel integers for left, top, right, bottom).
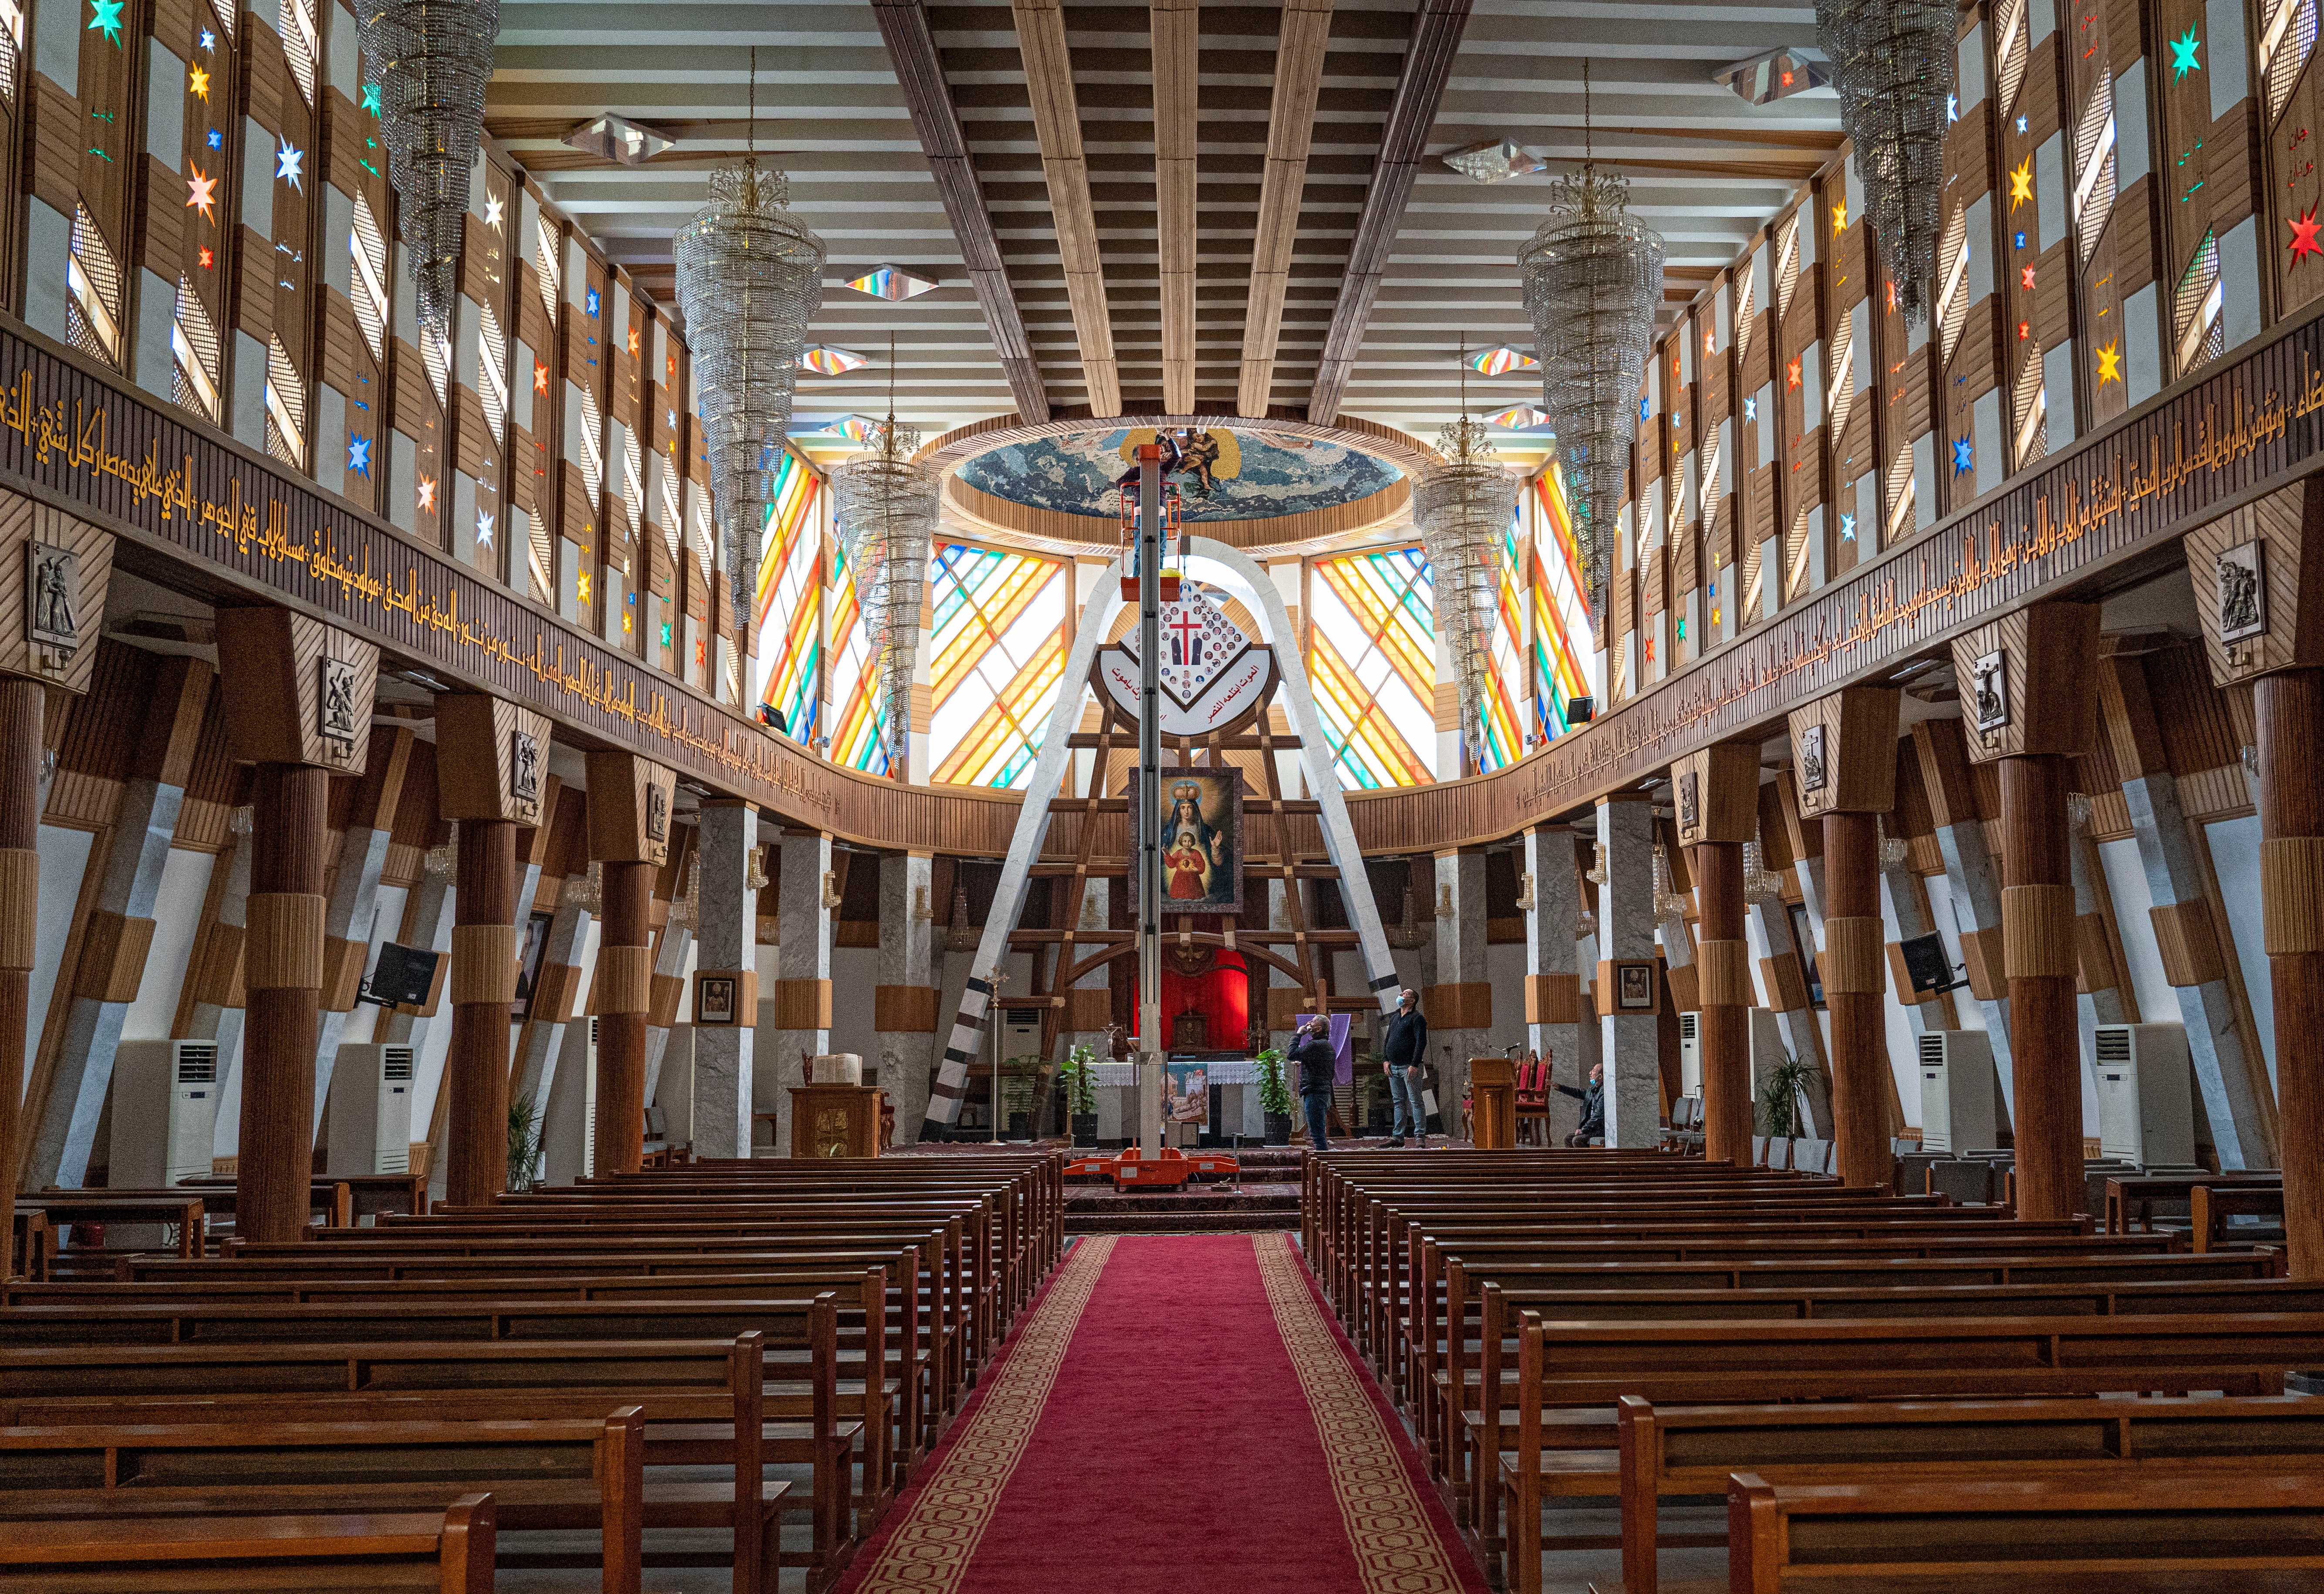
<box><xmin>1168</xmin><ymin>606</ymin><xmax>1204</xmax><ymax>665</ymax></box>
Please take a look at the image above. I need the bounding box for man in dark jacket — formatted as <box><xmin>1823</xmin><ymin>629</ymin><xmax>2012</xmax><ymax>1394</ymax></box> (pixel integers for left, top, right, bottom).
<box><xmin>1291</xmin><ymin>1018</ymin><xmax>1337</xmax><ymax>1152</ymax></box>
<box><xmin>1380</xmin><ymin>988</ymin><xmax>1428</xmax><ymax>1146</ymax></box>
<box><xmin>1556</xmin><ymin>1061</ymin><xmax>1606</xmax><ymax>1146</ymax></box>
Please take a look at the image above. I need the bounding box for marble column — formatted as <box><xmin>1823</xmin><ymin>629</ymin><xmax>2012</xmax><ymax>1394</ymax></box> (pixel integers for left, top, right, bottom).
<box><xmin>1749</xmin><ymin>782</ymin><xmax>1833</xmax><ymax>1133</ymax></box>
<box><xmin>1596</xmin><ymin>792</ymin><xmax>1660</xmax><ymax>1146</ymax></box>
<box><xmin>1429</xmin><ymin>848</ymin><xmax>1488</xmax><ymax>1133</ymax></box>
<box><xmin>2101</xmin><ymin>652</ymin><xmax>2274</xmax><ymax>1167</ymax></box>
<box><xmin>877</xmin><ymin>851</ymin><xmax>938</xmax><ymax>1145</ymax></box>
<box><xmin>1521</xmin><ymin>823</ymin><xmax>1583</xmax><ymax>1144</ymax></box>
<box><xmin>28</xmin><ymin>656</ymin><xmax>211</xmax><ymax>1186</ymax></box>
<box><xmin>1913</xmin><ymin>717</ymin><xmax>2020</xmax><ymax>1108</ymax></box>
<box><xmin>691</xmin><ymin>800</ymin><xmax>758</xmax><ymax>1160</ymax></box>
<box><xmin>311</xmin><ymin>724</ymin><xmax>414</xmax><ymax>1139</ymax></box>
<box><xmin>765</xmin><ymin>830</ymin><xmax>834</xmax><ymax>1155</ymax></box>
<box><xmin>1054</xmin><ymin>875</ymin><xmax>1114</xmax><ymax>1138</ymax></box>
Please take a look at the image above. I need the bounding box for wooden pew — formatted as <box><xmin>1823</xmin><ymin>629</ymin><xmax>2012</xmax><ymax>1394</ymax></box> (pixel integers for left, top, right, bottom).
<box><xmin>1615</xmin><ymin>1394</ymin><xmax>2324</xmax><ymax>1594</ymax></box>
<box><xmin>1726</xmin><ymin>1468</ymin><xmax>2324</xmax><ymax>1590</ymax></box>
<box><xmin>2105</xmin><ymin>1169</ymin><xmax>2284</xmax><ymax>1235</ymax></box>
<box><xmin>14</xmin><ymin>1194</ymin><xmax>206</xmax><ymax>1261</ymax></box>
<box><xmin>0</xmin><ymin>1493</ymin><xmax>497</xmax><ymax>1591</ymax></box>
<box><xmin>0</xmin><ymin>1412</ymin><xmax>648</xmax><ymax>1594</ymax></box>
<box><xmin>2194</xmin><ymin>1182</ymin><xmax>2288</xmax><ymax>1252</ymax></box>
<box><xmin>0</xmin><ymin>1331</ymin><xmax>836</xmax><ymax>1594</ymax></box>
<box><xmin>1497</xmin><ymin>1310</ymin><xmax>2323</xmax><ymax>1594</ymax></box>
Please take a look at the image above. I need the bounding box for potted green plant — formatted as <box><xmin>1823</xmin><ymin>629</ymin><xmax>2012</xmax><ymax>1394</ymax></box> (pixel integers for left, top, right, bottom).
<box><xmin>1061</xmin><ymin>1042</ymin><xmax>1100</xmax><ymax>1146</ymax></box>
<box><xmin>1757</xmin><ymin>1052</ymin><xmax>1814</xmax><ymax>1159</ymax></box>
<box><xmin>1254</xmin><ymin>1046</ymin><xmax>1292</xmax><ymax>1145</ymax></box>
<box><xmin>508</xmin><ymin>1096</ymin><xmax>544</xmax><ymax>1193</ymax></box>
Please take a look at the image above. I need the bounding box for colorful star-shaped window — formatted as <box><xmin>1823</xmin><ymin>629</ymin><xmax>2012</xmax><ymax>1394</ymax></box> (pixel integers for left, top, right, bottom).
<box><xmin>484</xmin><ymin>195</ymin><xmax>504</xmax><ymax>227</ymax></box>
<box><xmin>1786</xmin><ymin>357</ymin><xmax>1802</xmax><ymax>390</ymax></box>
<box><xmin>189</xmin><ymin>64</ymin><xmax>209</xmax><ymax>101</ymax></box>
<box><xmin>276</xmin><ymin>137</ymin><xmax>304</xmax><ymax>190</ymax></box>
<box><xmin>198</xmin><ymin>246</ymin><xmax>213</xmax><ymax>269</ymax></box>
<box><xmin>1703</xmin><ymin>328</ymin><xmax>1714</xmax><ymax>354</ymax></box>
<box><xmin>1946</xmin><ymin>92</ymin><xmax>1959</xmax><ymax>122</ymax></box>
<box><xmin>2022</xmin><ymin>263</ymin><xmax>2038</xmax><ymax>290</ymax></box>
<box><xmin>206</xmin><ymin>128</ymin><xmax>222</xmax><ymax>150</ymax></box>
<box><xmin>416</xmin><ymin>476</ymin><xmax>437</xmax><ymax>512</ymax></box>
<box><xmin>534</xmin><ymin>362</ymin><xmax>549</xmax><ymax>394</ymax></box>
<box><xmin>2017</xmin><ymin>115</ymin><xmax>2028</xmax><ymax>133</ymax></box>
<box><xmin>476</xmin><ymin>511</ymin><xmax>495</xmax><ymax>547</ymax></box>
<box><xmin>2291</xmin><ymin>204</ymin><xmax>2324</xmax><ymax>264</ymax></box>
<box><xmin>1839</xmin><ymin>512</ymin><xmax>1857</xmax><ymax>541</ymax></box>
<box><xmin>199</xmin><ymin>27</ymin><xmax>214</xmax><ymax>47</ymax></box>
<box><xmin>627</xmin><ymin>327</ymin><xmax>640</xmax><ymax>356</ymax></box>
<box><xmin>347</xmin><ymin>436</ymin><xmax>371</xmax><ymax>476</ymax></box>
<box><xmin>2019</xmin><ymin>320</ymin><xmax>2031</xmax><ymax>340</ymax></box>
<box><xmin>2170</xmin><ymin>27</ymin><xmax>2202</xmax><ymax>78</ymax></box>
<box><xmin>361</xmin><ymin>82</ymin><xmax>382</xmax><ymax>116</ymax></box>
<box><xmin>86</xmin><ymin>0</ymin><xmax>123</xmax><ymax>46</ymax></box>
<box><xmin>2009</xmin><ymin>158</ymin><xmax>2034</xmax><ymax>209</ymax></box>
<box><xmin>1832</xmin><ymin>199</ymin><xmax>1847</xmax><ymax>233</ymax></box>
<box><xmin>1952</xmin><ymin>438</ymin><xmax>1973</xmax><ymax>474</ymax></box>
<box><xmin>1743</xmin><ymin>396</ymin><xmax>1757</xmax><ymax>421</ymax></box>
<box><xmin>2014</xmin><ymin>230</ymin><xmax>2027</xmax><ymax>249</ymax></box>
<box><xmin>1885</xmin><ymin>280</ymin><xmax>1898</xmax><ymax>311</ymax></box>
<box><xmin>586</xmin><ymin>286</ymin><xmax>601</xmax><ymax>317</ymax></box>
<box><xmin>577</xmin><ymin>572</ymin><xmax>591</xmax><ymax>604</ymax></box>
<box><xmin>2095</xmin><ymin>340</ymin><xmax>2124</xmax><ymax>384</ymax></box>
<box><xmin>185</xmin><ymin>165</ymin><xmax>218</xmax><ymax>221</ymax></box>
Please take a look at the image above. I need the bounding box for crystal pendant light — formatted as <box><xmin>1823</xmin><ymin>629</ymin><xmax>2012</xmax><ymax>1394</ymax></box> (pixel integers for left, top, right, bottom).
<box><xmin>354</xmin><ymin>0</ymin><xmax>501</xmax><ymax>337</ymax></box>
<box><xmin>1652</xmin><ymin>844</ymin><xmax>1690</xmax><ymax>920</ymax></box>
<box><xmin>1517</xmin><ymin>61</ymin><xmax>1665</xmax><ymax>625</ymax></box>
<box><xmin>1814</xmin><ymin>0</ymin><xmax>1955</xmax><ymax>320</ymax></box>
<box><xmin>674</xmin><ymin>49</ymin><xmax>827</xmax><ymax>644</ymax></box>
<box><xmin>833</xmin><ymin>337</ymin><xmax>937</xmax><ymax>778</ymax></box>
<box><xmin>1414</xmin><ymin>342</ymin><xmax>1519</xmax><ymax>778</ymax></box>
<box><xmin>1876</xmin><ymin>814</ymin><xmax>1909</xmax><ymax>869</ymax></box>
<box><xmin>1742</xmin><ymin>831</ymin><xmax>1783</xmax><ymax>902</ymax></box>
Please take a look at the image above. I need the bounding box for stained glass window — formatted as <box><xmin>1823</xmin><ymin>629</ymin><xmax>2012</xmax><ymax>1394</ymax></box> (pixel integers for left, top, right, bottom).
<box><xmin>752</xmin><ymin>449</ymin><xmax>823</xmax><ymax>738</ymax></box>
<box><xmin>1531</xmin><ymin>466</ymin><xmax>1595</xmax><ymax>740</ymax></box>
<box><xmin>1476</xmin><ymin>513</ymin><xmax>1527</xmax><ymax>773</ymax></box>
<box><xmin>823</xmin><ymin>554</ymin><xmax>889</xmax><ymax>775</ymax></box>
<box><xmin>1308</xmin><ymin>545</ymin><xmax>1436</xmax><ymax>788</ymax></box>
<box><xmin>928</xmin><ymin>542</ymin><xmax>1069</xmax><ymax>788</ymax></box>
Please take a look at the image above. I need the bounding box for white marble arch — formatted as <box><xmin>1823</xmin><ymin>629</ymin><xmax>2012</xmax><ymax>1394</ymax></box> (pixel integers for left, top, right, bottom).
<box><xmin>920</xmin><ymin>536</ymin><xmax>1403</xmax><ymax>1131</ymax></box>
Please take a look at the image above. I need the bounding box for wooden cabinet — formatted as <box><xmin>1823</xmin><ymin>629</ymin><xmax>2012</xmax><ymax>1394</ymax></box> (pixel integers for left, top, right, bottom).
<box><xmin>789</xmin><ymin>1085</ymin><xmax>885</xmax><ymax>1159</ymax></box>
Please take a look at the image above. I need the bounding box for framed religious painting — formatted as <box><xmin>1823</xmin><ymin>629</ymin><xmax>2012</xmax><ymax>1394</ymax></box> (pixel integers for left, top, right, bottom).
<box><xmin>1128</xmin><ymin>766</ymin><xmax>1245</xmax><ymax>915</ymax></box>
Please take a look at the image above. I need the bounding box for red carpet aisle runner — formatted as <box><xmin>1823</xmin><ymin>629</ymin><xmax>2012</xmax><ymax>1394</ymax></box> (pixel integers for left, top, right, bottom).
<box><xmin>839</xmin><ymin>1233</ymin><xmax>1487</xmax><ymax>1594</ymax></box>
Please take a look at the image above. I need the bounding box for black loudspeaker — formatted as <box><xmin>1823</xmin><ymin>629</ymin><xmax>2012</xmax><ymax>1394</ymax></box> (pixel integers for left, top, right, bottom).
<box><xmin>1897</xmin><ymin>931</ymin><xmax>1964</xmax><ymax>996</ymax></box>
<box><xmin>360</xmin><ymin>942</ymin><xmax>440</xmax><ymax>1007</ymax></box>
<box><xmin>1568</xmin><ymin>696</ymin><xmax>1595</xmax><ymax>724</ymax></box>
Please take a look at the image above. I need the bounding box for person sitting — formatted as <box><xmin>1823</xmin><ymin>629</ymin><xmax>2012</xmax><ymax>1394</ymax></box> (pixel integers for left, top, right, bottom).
<box><xmin>1291</xmin><ymin>1018</ymin><xmax>1337</xmax><ymax>1152</ymax></box>
<box><xmin>1555</xmin><ymin>1060</ymin><xmax>1606</xmax><ymax>1147</ymax></box>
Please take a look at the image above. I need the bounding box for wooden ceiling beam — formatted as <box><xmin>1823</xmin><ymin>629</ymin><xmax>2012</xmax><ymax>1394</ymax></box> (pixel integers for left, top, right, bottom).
<box><xmin>1011</xmin><ymin>0</ymin><xmax>1121</xmax><ymax>416</ymax></box>
<box><xmin>869</xmin><ymin>0</ymin><xmax>1051</xmax><ymax>423</ymax></box>
<box><xmin>1237</xmin><ymin>0</ymin><xmax>1334</xmax><ymax>417</ymax></box>
<box><xmin>1307</xmin><ymin>0</ymin><xmax>1474</xmax><ymax>425</ymax></box>
<box><xmin>1152</xmin><ymin>0</ymin><xmax>1200</xmax><ymax>412</ymax></box>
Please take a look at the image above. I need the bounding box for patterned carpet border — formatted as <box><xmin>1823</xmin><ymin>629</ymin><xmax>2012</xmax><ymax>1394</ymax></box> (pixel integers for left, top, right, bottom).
<box><xmin>845</xmin><ymin>1234</ymin><xmax>1118</xmax><ymax>1594</ymax></box>
<box><xmin>1253</xmin><ymin>1232</ymin><xmax>1474</xmax><ymax>1594</ymax></box>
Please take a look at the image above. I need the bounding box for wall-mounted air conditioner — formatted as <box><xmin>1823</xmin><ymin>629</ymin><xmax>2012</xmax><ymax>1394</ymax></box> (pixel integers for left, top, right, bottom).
<box><xmin>327</xmin><ymin>1044</ymin><xmax>415</xmax><ymax>1175</ymax></box>
<box><xmin>1918</xmin><ymin>1030</ymin><xmax>2000</xmax><ymax>1155</ymax></box>
<box><xmin>111</xmin><ymin>1040</ymin><xmax>221</xmax><ymax>1188</ymax></box>
<box><xmin>2094</xmin><ymin>1023</ymin><xmax>2196</xmax><ymax>1168</ymax></box>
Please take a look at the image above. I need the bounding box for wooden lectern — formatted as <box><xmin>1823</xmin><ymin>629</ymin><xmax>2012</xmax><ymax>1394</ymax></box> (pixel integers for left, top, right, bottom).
<box><xmin>789</xmin><ymin>1085</ymin><xmax>885</xmax><ymax>1159</ymax></box>
<box><xmin>1469</xmin><ymin>1057</ymin><xmax>1517</xmax><ymax>1150</ymax></box>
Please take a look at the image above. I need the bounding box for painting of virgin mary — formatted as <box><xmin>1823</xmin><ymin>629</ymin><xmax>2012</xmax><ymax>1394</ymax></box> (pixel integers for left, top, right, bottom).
<box><xmin>1131</xmin><ymin>767</ymin><xmax>1244</xmax><ymax>915</ymax></box>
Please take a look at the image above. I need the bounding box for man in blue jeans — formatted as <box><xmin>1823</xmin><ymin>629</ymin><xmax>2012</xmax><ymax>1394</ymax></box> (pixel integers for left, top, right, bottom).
<box><xmin>1292</xmin><ymin>1018</ymin><xmax>1337</xmax><ymax>1151</ymax></box>
<box><xmin>1380</xmin><ymin>987</ymin><xmax>1429</xmax><ymax>1146</ymax></box>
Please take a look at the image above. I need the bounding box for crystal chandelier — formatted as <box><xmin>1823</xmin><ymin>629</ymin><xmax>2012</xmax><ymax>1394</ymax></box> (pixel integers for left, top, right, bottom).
<box><xmin>1876</xmin><ymin>814</ymin><xmax>1909</xmax><ymax>869</ymax></box>
<box><xmin>1414</xmin><ymin>360</ymin><xmax>1518</xmax><ymax>777</ymax></box>
<box><xmin>1652</xmin><ymin>844</ymin><xmax>1690</xmax><ymax>920</ymax></box>
<box><xmin>666</xmin><ymin>852</ymin><xmax>699</xmax><ymax>931</ymax></box>
<box><xmin>1517</xmin><ymin>61</ymin><xmax>1664</xmax><ymax>624</ymax></box>
<box><xmin>565</xmin><ymin>860</ymin><xmax>602</xmax><ymax>914</ymax></box>
<box><xmin>1742</xmin><ymin>832</ymin><xmax>1783</xmax><ymax>902</ymax></box>
<box><xmin>424</xmin><ymin>820</ymin><xmax>457</xmax><ymax>881</ymax></box>
<box><xmin>1814</xmin><ymin>0</ymin><xmax>1954</xmax><ymax>321</ymax></box>
<box><xmin>833</xmin><ymin>342</ymin><xmax>937</xmax><ymax>777</ymax></box>
<box><xmin>674</xmin><ymin>50</ymin><xmax>827</xmax><ymax>644</ymax></box>
<box><xmin>354</xmin><ymin>0</ymin><xmax>500</xmax><ymax>338</ymax></box>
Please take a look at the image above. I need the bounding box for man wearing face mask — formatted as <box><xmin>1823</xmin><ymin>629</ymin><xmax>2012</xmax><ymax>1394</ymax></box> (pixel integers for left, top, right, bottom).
<box><xmin>1381</xmin><ymin>988</ymin><xmax>1428</xmax><ymax>1147</ymax></box>
<box><xmin>1291</xmin><ymin>1017</ymin><xmax>1338</xmax><ymax>1152</ymax></box>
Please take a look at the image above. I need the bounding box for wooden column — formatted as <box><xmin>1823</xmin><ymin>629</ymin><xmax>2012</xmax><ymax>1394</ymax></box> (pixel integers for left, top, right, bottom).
<box><xmin>445</xmin><ymin>817</ymin><xmax>516</xmax><ymax>1206</ymax></box>
<box><xmin>0</xmin><ymin>680</ymin><xmax>41</xmax><ymax>1265</ymax></box>
<box><xmin>433</xmin><ymin>693</ymin><xmax>552</xmax><ymax>1206</ymax></box>
<box><xmin>216</xmin><ymin>609</ymin><xmax>378</xmax><ymax>1243</ymax></box>
<box><xmin>1787</xmin><ymin>685</ymin><xmax>1902</xmax><ymax>1188</ymax></box>
<box><xmin>1952</xmin><ymin>602</ymin><xmax>2102</xmax><ymax>1222</ymax></box>
<box><xmin>2187</xmin><ymin>485</ymin><xmax>2324</xmax><ymax>1272</ymax></box>
<box><xmin>1674</xmin><ymin>741</ymin><xmax>1758</xmax><ymax>1166</ymax></box>
<box><xmin>1821</xmin><ymin>810</ymin><xmax>1887</xmax><ymax>1187</ymax></box>
<box><xmin>584</xmin><ymin>749</ymin><xmax>675</xmax><ymax>1177</ymax></box>
<box><xmin>240</xmin><ymin>762</ymin><xmax>330</xmax><ymax>1240</ymax></box>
